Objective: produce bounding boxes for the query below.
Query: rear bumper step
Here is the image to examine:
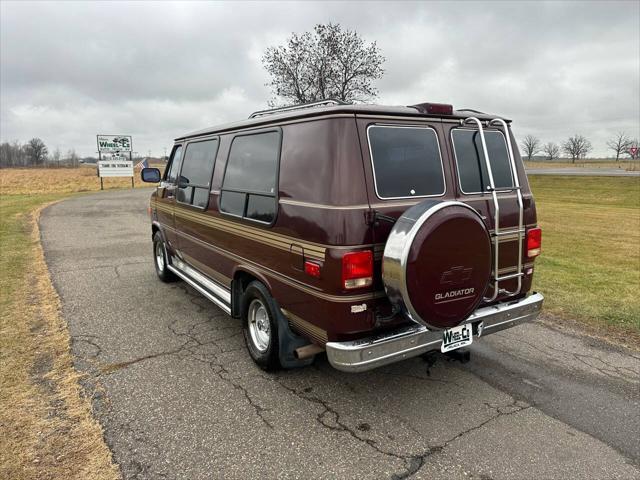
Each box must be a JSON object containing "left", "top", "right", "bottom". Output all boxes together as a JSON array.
[{"left": 325, "top": 292, "right": 544, "bottom": 373}]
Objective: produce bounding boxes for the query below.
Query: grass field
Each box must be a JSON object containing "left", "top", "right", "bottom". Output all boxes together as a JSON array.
[{"left": 529, "top": 175, "right": 640, "bottom": 342}]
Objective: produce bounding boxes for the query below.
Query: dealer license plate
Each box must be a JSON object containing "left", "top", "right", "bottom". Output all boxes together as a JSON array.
[{"left": 441, "top": 323, "right": 473, "bottom": 353}]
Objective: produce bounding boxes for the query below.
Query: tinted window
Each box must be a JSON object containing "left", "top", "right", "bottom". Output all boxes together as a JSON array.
[
  {"left": 224, "top": 132, "right": 279, "bottom": 194},
  {"left": 180, "top": 139, "right": 218, "bottom": 186},
  {"left": 220, "top": 131, "right": 280, "bottom": 224},
  {"left": 176, "top": 186, "right": 193, "bottom": 203},
  {"left": 368, "top": 126, "right": 444, "bottom": 198},
  {"left": 246, "top": 194, "right": 275, "bottom": 223},
  {"left": 192, "top": 189, "right": 210, "bottom": 209},
  {"left": 177, "top": 139, "right": 218, "bottom": 208},
  {"left": 452, "top": 129, "right": 513, "bottom": 193},
  {"left": 219, "top": 191, "right": 245, "bottom": 216},
  {"left": 166, "top": 145, "right": 183, "bottom": 183}
]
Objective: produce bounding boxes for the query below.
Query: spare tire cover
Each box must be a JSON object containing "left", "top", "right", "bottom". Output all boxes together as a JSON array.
[{"left": 383, "top": 200, "right": 491, "bottom": 330}]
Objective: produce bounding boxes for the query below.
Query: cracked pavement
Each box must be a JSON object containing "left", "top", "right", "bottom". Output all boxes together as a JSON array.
[{"left": 40, "top": 189, "right": 640, "bottom": 479}]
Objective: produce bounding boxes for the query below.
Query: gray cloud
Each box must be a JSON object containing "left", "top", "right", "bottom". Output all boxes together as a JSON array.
[{"left": 1, "top": 0, "right": 638, "bottom": 157}]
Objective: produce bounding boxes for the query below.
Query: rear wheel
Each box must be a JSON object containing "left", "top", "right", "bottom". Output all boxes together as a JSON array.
[
  {"left": 241, "top": 281, "right": 280, "bottom": 371},
  {"left": 152, "top": 231, "right": 177, "bottom": 283}
]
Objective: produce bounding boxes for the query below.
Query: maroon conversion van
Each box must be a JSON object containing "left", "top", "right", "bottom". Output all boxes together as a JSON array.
[{"left": 141, "top": 99, "right": 544, "bottom": 372}]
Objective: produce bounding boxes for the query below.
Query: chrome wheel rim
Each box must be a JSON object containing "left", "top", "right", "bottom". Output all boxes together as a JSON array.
[
  {"left": 248, "top": 299, "right": 270, "bottom": 353},
  {"left": 155, "top": 241, "right": 165, "bottom": 272}
]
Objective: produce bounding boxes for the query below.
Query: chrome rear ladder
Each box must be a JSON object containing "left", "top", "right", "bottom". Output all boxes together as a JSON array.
[{"left": 462, "top": 117, "right": 525, "bottom": 302}]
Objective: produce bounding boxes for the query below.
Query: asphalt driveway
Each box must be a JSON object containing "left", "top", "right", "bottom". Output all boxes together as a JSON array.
[{"left": 40, "top": 189, "right": 640, "bottom": 479}]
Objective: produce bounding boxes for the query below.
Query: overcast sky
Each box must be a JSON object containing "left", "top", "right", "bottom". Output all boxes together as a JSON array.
[{"left": 1, "top": 1, "right": 638, "bottom": 158}]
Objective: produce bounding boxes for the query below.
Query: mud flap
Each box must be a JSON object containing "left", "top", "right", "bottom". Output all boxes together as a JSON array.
[{"left": 275, "top": 303, "right": 315, "bottom": 369}]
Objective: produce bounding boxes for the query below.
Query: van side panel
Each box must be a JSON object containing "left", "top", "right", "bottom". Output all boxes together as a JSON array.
[{"left": 173, "top": 117, "right": 377, "bottom": 342}]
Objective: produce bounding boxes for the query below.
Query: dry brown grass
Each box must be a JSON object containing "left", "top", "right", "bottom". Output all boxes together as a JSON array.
[
  {"left": 0, "top": 165, "right": 154, "bottom": 195},
  {"left": 0, "top": 202, "right": 119, "bottom": 480}
]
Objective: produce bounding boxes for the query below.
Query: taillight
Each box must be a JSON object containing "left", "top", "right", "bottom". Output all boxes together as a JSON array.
[
  {"left": 304, "top": 260, "right": 321, "bottom": 278},
  {"left": 342, "top": 251, "right": 373, "bottom": 289},
  {"left": 527, "top": 227, "right": 542, "bottom": 258}
]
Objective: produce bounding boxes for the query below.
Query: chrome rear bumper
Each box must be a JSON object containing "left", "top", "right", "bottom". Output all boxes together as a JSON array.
[{"left": 325, "top": 292, "right": 544, "bottom": 373}]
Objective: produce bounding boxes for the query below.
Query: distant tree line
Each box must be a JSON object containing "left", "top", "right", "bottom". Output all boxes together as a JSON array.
[
  {"left": 520, "top": 132, "right": 639, "bottom": 162},
  {"left": 0, "top": 138, "right": 80, "bottom": 168}
]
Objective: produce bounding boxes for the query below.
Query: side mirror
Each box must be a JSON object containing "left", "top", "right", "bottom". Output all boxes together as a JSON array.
[{"left": 141, "top": 167, "right": 161, "bottom": 183}]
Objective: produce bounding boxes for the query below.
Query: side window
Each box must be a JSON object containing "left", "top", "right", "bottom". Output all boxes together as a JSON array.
[
  {"left": 177, "top": 138, "right": 219, "bottom": 208},
  {"left": 452, "top": 129, "right": 514, "bottom": 194},
  {"left": 219, "top": 131, "right": 280, "bottom": 224},
  {"left": 165, "top": 145, "right": 183, "bottom": 183}
]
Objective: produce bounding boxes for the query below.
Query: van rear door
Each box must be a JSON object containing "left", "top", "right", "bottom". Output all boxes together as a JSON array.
[
  {"left": 355, "top": 116, "right": 452, "bottom": 234},
  {"left": 442, "top": 120, "right": 537, "bottom": 302}
]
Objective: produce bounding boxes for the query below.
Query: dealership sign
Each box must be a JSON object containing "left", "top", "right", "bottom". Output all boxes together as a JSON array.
[
  {"left": 97, "top": 135, "right": 132, "bottom": 153},
  {"left": 98, "top": 160, "right": 134, "bottom": 178}
]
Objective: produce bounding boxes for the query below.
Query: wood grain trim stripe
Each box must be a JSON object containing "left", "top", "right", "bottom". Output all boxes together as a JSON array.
[
  {"left": 169, "top": 226, "right": 386, "bottom": 303},
  {"left": 153, "top": 201, "right": 326, "bottom": 259}
]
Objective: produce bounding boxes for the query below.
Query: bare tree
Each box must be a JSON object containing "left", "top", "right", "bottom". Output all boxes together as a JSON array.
[
  {"left": 626, "top": 139, "right": 639, "bottom": 160},
  {"left": 562, "top": 134, "right": 592, "bottom": 162},
  {"left": 520, "top": 135, "right": 541, "bottom": 161},
  {"left": 262, "top": 23, "right": 385, "bottom": 105},
  {"left": 25, "top": 138, "right": 48, "bottom": 166},
  {"left": 542, "top": 142, "right": 560, "bottom": 161},
  {"left": 66, "top": 149, "right": 80, "bottom": 168},
  {"left": 51, "top": 147, "right": 61, "bottom": 168},
  {"left": 0, "top": 141, "right": 24, "bottom": 167},
  {"left": 606, "top": 132, "right": 631, "bottom": 161}
]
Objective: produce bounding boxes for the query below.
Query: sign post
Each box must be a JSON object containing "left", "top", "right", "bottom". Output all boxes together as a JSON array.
[
  {"left": 629, "top": 146, "right": 638, "bottom": 160},
  {"left": 96, "top": 135, "right": 134, "bottom": 189}
]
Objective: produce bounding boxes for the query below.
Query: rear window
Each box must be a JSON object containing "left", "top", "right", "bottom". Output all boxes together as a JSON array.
[
  {"left": 452, "top": 129, "right": 514, "bottom": 194},
  {"left": 368, "top": 126, "right": 445, "bottom": 199}
]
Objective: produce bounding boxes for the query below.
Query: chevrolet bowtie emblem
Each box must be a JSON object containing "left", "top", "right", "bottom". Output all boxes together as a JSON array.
[{"left": 440, "top": 266, "right": 473, "bottom": 286}]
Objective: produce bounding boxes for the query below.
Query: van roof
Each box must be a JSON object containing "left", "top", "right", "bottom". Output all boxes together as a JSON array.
[{"left": 176, "top": 103, "right": 510, "bottom": 141}]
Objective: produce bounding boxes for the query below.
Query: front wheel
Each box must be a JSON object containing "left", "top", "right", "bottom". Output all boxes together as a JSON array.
[
  {"left": 241, "top": 281, "right": 280, "bottom": 371},
  {"left": 152, "top": 231, "right": 176, "bottom": 283}
]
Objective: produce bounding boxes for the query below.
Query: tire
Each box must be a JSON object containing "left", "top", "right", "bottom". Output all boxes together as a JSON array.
[
  {"left": 382, "top": 200, "right": 491, "bottom": 330},
  {"left": 152, "top": 231, "right": 177, "bottom": 283},
  {"left": 241, "top": 281, "right": 280, "bottom": 371}
]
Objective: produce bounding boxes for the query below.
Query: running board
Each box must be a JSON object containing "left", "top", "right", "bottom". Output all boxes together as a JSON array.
[{"left": 167, "top": 257, "right": 232, "bottom": 315}]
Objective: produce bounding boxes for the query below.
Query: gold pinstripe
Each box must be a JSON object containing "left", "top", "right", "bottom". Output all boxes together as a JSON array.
[
  {"left": 168, "top": 225, "right": 386, "bottom": 303},
  {"left": 153, "top": 201, "right": 326, "bottom": 260}
]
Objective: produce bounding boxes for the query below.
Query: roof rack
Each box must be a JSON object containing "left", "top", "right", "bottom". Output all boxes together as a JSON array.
[
  {"left": 248, "top": 99, "right": 349, "bottom": 119},
  {"left": 457, "top": 108, "right": 487, "bottom": 114}
]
